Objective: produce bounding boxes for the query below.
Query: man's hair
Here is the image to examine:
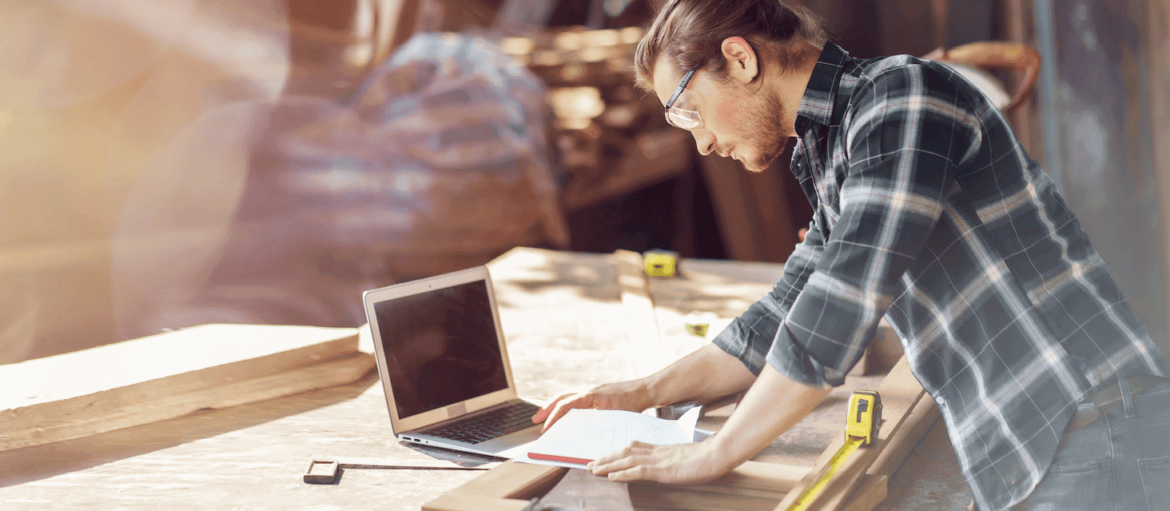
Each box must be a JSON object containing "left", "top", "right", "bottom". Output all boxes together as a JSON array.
[{"left": 634, "top": 0, "right": 827, "bottom": 91}]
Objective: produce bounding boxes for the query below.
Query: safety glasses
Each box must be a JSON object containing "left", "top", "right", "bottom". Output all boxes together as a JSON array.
[{"left": 664, "top": 70, "right": 703, "bottom": 130}]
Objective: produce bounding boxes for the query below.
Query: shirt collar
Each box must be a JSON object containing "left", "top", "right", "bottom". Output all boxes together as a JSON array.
[{"left": 794, "top": 41, "right": 850, "bottom": 137}]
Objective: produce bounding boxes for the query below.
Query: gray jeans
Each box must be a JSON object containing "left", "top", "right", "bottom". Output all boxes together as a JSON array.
[{"left": 1011, "top": 376, "right": 1170, "bottom": 510}]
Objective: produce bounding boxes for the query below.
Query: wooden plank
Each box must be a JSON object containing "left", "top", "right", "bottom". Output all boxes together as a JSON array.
[
  {"left": 0, "top": 324, "right": 363, "bottom": 451},
  {"left": 630, "top": 485, "right": 783, "bottom": 511},
  {"left": 425, "top": 459, "right": 810, "bottom": 511},
  {"left": 827, "top": 390, "right": 941, "bottom": 511},
  {"left": 614, "top": 249, "right": 668, "bottom": 378},
  {"left": 722, "top": 460, "right": 810, "bottom": 494},
  {"left": 837, "top": 398, "right": 937, "bottom": 511},
  {"left": 839, "top": 474, "right": 888, "bottom": 511},
  {"left": 422, "top": 494, "right": 536, "bottom": 511},
  {"left": 866, "top": 394, "right": 940, "bottom": 478},
  {"left": 630, "top": 462, "right": 803, "bottom": 510},
  {"left": 773, "top": 357, "right": 926, "bottom": 511},
  {"left": 422, "top": 461, "right": 565, "bottom": 511}
]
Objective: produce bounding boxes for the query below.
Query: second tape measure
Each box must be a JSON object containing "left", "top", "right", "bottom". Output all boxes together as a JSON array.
[
  {"left": 786, "top": 390, "right": 882, "bottom": 511},
  {"left": 644, "top": 250, "right": 679, "bottom": 278}
]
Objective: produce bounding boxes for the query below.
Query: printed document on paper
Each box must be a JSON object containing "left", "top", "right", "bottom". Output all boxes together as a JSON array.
[{"left": 517, "top": 407, "right": 704, "bottom": 469}]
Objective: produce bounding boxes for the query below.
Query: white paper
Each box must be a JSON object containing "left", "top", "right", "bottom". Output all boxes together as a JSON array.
[{"left": 516, "top": 407, "right": 703, "bottom": 469}]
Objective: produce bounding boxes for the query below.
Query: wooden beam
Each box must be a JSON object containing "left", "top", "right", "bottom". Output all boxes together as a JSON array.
[
  {"left": 866, "top": 394, "right": 940, "bottom": 478},
  {"left": 422, "top": 461, "right": 566, "bottom": 511},
  {"left": 840, "top": 474, "right": 888, "bottom": 511},
  {"left": 424, "top": 459, "right": 811, "bottom": 511},
  {"left": 838, "top": 394, "right": 940, "bottom": 511},
  {"left": 773, "top": 357, "right": 926, "bottom": 511},
  {"left": 421, "top": 494, "right": 536, "bottom": 511},
  {"left": 0, "top": 324, "right": 368, "bottom": 451},
  {"left": 614, "top": 249, "right": 668, "bottom": 378}
]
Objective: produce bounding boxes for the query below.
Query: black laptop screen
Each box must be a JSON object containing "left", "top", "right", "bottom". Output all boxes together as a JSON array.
[{"left": 373, "top": 280, "right": 509, "bottom": 420}]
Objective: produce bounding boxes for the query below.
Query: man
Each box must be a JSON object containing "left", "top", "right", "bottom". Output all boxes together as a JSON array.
[{"left": 530, "top": 1, "right": 1170, "bottom": 509}]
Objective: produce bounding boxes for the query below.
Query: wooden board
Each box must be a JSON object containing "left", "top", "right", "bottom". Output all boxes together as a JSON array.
[
  {"left": 773, "top": 357, "right": 926, "bottom": 511},
  {"left": 422, "top": 462, "right": 566, "bottom": 511},
  {"left": 866, "top": 394, "right": 940, "bottom": 479},
  {"left": 629, "top": 461, "right": 810, "bottom": 511},
  {"left": 614, "top": 249, "right": 668, "bottom": 379},
  {"left": 424, "top": 459, "right": 809, "bottom": 511},
  {"left": 840, "top": 475, "right": 888, "bottom": 511},
  {"left": 838, "top": 393, "right": 940, "bottom": 511},
  {"left": 0, "top": 324, "right": 370, "bottom": 451}
]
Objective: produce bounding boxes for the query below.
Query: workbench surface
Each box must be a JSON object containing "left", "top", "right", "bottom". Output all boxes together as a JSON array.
[{"left": 0, "top": 248, "right": 970, "bottom": 510}]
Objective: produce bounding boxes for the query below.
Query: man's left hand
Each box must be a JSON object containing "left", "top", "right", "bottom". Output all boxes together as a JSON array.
[{"left": 586, "top": 440, "right": 732, "bottom": 484}]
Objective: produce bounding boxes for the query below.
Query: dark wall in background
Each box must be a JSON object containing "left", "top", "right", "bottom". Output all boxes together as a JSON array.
[{"left": 1036, "top": 0, "right": 1168, "bottom": 351}]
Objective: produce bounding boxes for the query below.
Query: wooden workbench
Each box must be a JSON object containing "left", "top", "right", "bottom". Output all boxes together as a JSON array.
[{"left": 0, "top": 248, "right": 970, "bottom": 510}]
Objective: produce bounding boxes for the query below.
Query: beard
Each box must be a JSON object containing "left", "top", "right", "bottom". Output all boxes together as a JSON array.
[{"left": 737, "top": 92, "right": 789, "bottom": 173}]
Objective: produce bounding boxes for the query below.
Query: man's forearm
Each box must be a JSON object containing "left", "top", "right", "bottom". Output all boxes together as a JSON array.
[
  {"left": 587, "top": 357, "right": 833, "bottom": 484},
  {"left": 707, "top": 363, "right": 831, "bottom": 466},
  {"left": 640, "top": 343, "right": 758, "bottom": 409}
]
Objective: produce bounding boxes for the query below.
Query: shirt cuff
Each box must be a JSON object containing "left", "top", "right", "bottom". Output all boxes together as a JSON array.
[
  {"left": 764, "top": 323, "right": 843, "bottom": 388},
  {"left": 713, "top": 316, "right": 769, "bottom": 376}
]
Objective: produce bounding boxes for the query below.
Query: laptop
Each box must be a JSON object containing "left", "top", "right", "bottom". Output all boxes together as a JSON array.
[{"left": 363, "top": 266, "right": 542, "bottom": 458}]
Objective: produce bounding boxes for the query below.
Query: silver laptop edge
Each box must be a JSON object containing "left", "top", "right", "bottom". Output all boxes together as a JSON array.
[{"left": 362, "top": 266, "right": 540, "bottom": 458}]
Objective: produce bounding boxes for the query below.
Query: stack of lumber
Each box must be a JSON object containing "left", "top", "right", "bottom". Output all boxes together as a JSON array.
[{"left": 0, "top": 324, "right": 373, "bottom": 451}]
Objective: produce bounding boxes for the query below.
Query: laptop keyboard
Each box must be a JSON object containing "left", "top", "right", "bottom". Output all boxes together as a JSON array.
[{"left": 421, "top": 401, "right": 541, "bottom": 445}]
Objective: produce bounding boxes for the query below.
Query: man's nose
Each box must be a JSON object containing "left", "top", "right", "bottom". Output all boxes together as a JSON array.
[{"left": 693, "top": 129, "right": 715, "bottom": 156}]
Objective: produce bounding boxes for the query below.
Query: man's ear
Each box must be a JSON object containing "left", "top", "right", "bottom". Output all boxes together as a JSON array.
[{"left": 721, "top": 36, "right": 758, "bottom": 84}]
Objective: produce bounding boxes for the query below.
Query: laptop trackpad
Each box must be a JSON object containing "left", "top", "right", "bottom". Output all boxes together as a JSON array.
[{"left": 479, "top": 426, "right": 541, "bottom": 458}]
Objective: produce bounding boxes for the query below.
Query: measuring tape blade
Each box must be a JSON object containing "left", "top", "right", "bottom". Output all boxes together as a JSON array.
[
  {"left": 785, "top": 436, "right": 865, "bottom": 511},
  {"left": 785, "top": 390, "right": 881, "bottom": 511}
]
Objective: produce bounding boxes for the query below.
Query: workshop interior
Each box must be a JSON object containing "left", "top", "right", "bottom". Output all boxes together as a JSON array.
[
  {"left": 2, "top": 0, "right": 1170, "bottom": 509},
  {"left": 3, "top": 0, "right": 1169, "bottom": 364}
]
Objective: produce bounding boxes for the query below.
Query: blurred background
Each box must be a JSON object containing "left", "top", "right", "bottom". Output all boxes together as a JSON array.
[{"left": 2, "top": 0, "right": 1168, "bottom": 363}]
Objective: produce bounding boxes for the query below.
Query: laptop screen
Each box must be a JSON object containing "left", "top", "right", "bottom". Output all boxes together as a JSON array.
[{"left": 373, "top": 279, "right": 509, "bottom": 420}]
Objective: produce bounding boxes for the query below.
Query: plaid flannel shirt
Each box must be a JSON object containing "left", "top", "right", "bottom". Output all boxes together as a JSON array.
[{"left": 712, "top": 42, "right": 1169, "bottom": 510}]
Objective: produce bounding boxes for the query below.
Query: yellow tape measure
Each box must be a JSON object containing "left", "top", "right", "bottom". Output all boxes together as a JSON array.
[
  {"left": 644, "top": 250, "right": 678, "bottom": 278},
  {"left": 786, "top": 390, "right": 882, "bottom": 511}
]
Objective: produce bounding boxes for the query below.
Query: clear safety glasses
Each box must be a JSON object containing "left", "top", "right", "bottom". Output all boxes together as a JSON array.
[{"left": 664, "top": 69, "right": 703, "bottom": 130}]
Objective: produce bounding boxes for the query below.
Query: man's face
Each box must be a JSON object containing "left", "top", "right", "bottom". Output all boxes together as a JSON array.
[{"left": 652, "top": 54, "right": 789, "bottom": 173}]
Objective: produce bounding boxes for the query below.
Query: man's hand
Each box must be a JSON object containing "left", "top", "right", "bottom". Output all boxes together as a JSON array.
[
  {"left": 531, "top": 380, "right": 652, "bottom": 433},
  {"left": 584, "top": 364, "right": 831, "bottom": 487},
  {"left": 531, "top": 343, "right": 759, "bottom": 433},
  {"left": 587, "top": 440, "right": 732, "bottom": 484}
]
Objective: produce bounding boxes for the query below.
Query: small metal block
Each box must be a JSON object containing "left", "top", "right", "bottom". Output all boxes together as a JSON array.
[{"left": 303, "top": 460, "right": 340, "bottom": 484}]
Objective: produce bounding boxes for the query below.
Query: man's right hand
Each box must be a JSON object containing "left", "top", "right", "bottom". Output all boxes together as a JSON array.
[{"left": 531, "top": 379, "right": 654, "bottom": 433}]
